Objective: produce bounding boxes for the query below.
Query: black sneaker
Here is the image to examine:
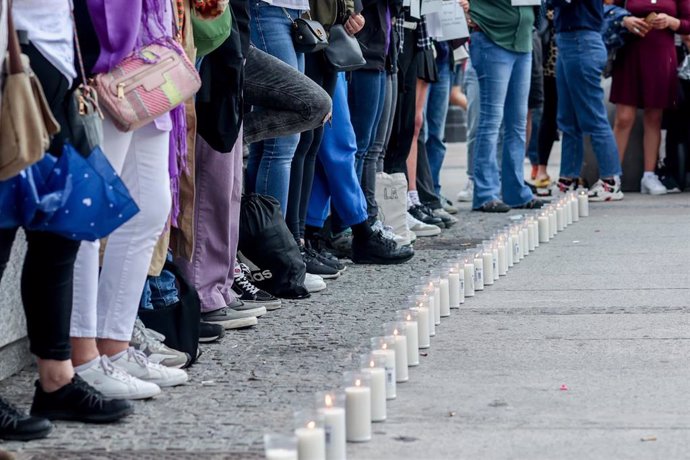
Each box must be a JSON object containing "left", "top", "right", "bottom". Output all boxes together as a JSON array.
[
  {"left": 301, "top": 246, "right": 341, "bottom": 279},
  {"left": 31, "top": 375, "right": 133, "bottom": 424},
  {"left": 305, "top": 239, "right": 346, "bottom": 272},
  {"left": 408, "top": 205, "right": 444, "bottom": 227},
  {"left": 352, "top": 231, "right": 415, "bottom": 265},
  {"left": 326, "top": 230, "right": 353, "bottom": 260},
  {"left": 473, "top": 200, "right": 511, "bottom": 213},
  {"left": 0, "top": 397, "right": 52, "bottom": 441},
  {"left": 233, "top": 264, "right": 283, "bottom": 310},
  {"left": 513, "top": 198, "right": 546, "bottom": 209},
  {"left": 199, "top": 321, "right": 225, "bottom": 343}
]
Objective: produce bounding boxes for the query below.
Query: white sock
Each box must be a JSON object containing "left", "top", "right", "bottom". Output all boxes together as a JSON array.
[
  {"left": 643, "top": 171, "right": 656, "bottom": 179},
  {"left": 109, "top": 349, "right": 128, "bottom": 362},
  {"left": 408, "top": 190, "right": 421, "bottom": 207},
  {"left": 74, "top": 356, "right": 100, "bottom": 373}
]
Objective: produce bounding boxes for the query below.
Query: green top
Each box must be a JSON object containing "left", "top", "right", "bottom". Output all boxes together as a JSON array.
[{"left": 470, "top": 0, "right": 534, "bottom": 53}]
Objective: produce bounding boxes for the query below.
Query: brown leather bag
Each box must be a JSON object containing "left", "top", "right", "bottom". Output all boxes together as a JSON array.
[{"left": 0, "top": 5, "right": 60, "bottom": 181}]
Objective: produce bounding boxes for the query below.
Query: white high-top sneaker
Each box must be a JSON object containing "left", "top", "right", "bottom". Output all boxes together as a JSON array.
[
  {"left": 640, "top": 173, "right": 668, "bottom": 196},
  {"left": 77, "top": 355, "right": 161, "bottom": 400},
  {"left": 111, "top": 347, "right": 188, "bottom": 388}
]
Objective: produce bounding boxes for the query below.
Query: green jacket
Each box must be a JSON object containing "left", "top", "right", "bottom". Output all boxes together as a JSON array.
[
  {"left": 470, "top": 0, "right": 534, "bottom": 53},
  {"left": 309, "top": 0, "right": 355, "bottom": 28}
]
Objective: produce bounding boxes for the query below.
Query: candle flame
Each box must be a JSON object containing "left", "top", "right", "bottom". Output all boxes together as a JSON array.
[
  {"left": 369, "top": 360, "right": 375, "bottom": 368},
  {"left": 406, "top": 314, "right": 411, "bottom": 321},
  {"left": 307, "top": 421, "right": 316, "bottom": 429},
  {"left": 325, "top": 394, "right": 333, "bottom": 407},
  {"left": 355, "top": 379, "right": 361, "bottom": 387},
  {"left": 393, "top": 328, "right": 399, "bottom": 336},
  {"left": 382, "top": 343, "right": 388, "bottom": 350}
]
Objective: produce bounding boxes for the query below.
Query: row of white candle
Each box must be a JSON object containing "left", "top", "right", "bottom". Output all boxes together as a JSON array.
[{"left": 265, "top": 190, "right": 590, "bottom": 460}]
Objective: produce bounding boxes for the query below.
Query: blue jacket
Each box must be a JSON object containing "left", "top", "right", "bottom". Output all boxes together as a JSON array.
[{"left": 549, "top": 0, "right": 604, "bottom": 33}]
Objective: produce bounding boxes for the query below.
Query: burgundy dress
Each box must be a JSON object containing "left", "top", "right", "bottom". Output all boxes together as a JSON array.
[{"left": 610, "top": 0, "right": 690, "bottom": 109}]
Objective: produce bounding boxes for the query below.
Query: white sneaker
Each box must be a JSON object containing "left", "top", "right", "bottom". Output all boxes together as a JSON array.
[
  {"left": 304, "top": 273, "right": 326, "bottom": 293},
  {"left": 456, "top": 180, "right": 474, "bottom": 202},
  {"left": 77, "top": 355, "right": 161, "bottom": 400},
  {"left": 588, "top": 178, "right": 624, "bottom": 202},
  {"left": 111, "top": 348, "right": 188, "bottom": 388},
  {"left": 640, "top": 173, "right": 668, "bottom": 196},
  {"left": 406, "top": 212, "right": 441, "bottom": 237},
  {"left": 131, "top": 319, "right": 190, "bottom": 369}
]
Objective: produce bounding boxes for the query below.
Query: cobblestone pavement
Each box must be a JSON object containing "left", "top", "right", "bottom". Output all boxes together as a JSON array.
[{"left": 0, "top": 180, "right": 518, "bottom": 458}]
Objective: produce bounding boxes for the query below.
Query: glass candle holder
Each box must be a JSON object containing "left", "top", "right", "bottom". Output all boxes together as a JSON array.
[
  {"left": 446, "top": 261, "right": 462, "bottom": 308},
  {"left": 343, "top": 371, "right": 371, "bottom": 443},
  {"left": 370, "top": 336, "right": 397, "bottom": 399},
  {"left": 294, "top": 410, "right": 326, "bottom": 460},
  {"left": 314, "top": 391, "right": 346, "bottom": 460},
  {"left": 396, "top": 309, "right": 421, "bottom": 363},
  {"left": 462, "top": 254, "right": 475, "bottom": 297},
  {"left": 383, "top": 321, "right": 409, "bottom": 382},
  {"left": 265, "top": 433, "right": 298, "bottom": 460},
  {"left": 359, "top": 354, "right": 387, "bottom": 422}
]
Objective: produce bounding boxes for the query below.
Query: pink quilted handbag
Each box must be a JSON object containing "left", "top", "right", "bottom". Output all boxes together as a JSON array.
[{"left": 94, "top": 40, "right": 201, "bottom": 132}]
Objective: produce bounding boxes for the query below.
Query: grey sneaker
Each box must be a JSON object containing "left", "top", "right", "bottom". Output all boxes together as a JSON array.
[
  {"left": 201, "top": 303, "right": 261, "bottom": 330},
  {"left": 131, "top": 319, "right": 190, "bottom": 369},
  {"left": 228, "top": 298, "right": 267, "bottom": 317},
  {"left": 440, "top": 195, "right": 459, "bottom": 214}
]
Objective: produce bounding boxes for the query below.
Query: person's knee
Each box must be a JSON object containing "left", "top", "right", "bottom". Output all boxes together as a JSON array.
[
  {"left": 614, "top": 107, "right": 636, "bottom": 131},
  {"left": 413, "top": 112, "right": 424, "bottom": 136},
  {"left": 643, "top": 109, "right": 663, "bottom": 127}
]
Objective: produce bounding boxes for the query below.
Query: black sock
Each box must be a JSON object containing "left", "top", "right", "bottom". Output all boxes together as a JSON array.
[{"left": 351, "top": 221, "right": 374, "bottom": 240}]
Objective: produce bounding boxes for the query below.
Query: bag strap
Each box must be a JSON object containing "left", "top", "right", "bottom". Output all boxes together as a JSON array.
[
  {"left": 69, "top": 10, "right": 89, "bottom": 88},
  {"left": 6, "top": 1, "right": 23, "bottom": 75},
  {"left": 282, "top": 6, "right": 311, "bottom": 23}
]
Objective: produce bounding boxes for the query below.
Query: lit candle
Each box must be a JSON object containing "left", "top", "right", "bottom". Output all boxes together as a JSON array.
[
  {"left": 294, "top": 411, "right": 326, "bottom": 460},
  {"left": 549, "top": 208, "right": 557, "bottom": 237},
  {"left": 497, "top": 238, "right": 507, "bottom": 276},
  {"left": 438, "top": 274, "right": 450, "bottom": 317},
  {"left": 570, "top": 192, "right": 579, "bottom": 222},
  {"left": 264, "top": 434, "right": 298, "bottom": 460},
  {"left": 511, "top": 230, "right": 521, "bottom": 264},
  {"left": 370, "top": 337, "right": 397, "bottom": 400},
  {"left": 431, "top": 278, "right": 441, "bottom": 325},
  {"left": 578, "top": 190, "right": 589, "bottom": 217},
  {"left": 463, "top": 257, "right": 475, "bottom": 297},
  {"left": 383, "top": 322, "right": 409, "bottom": 382},
  {"left": 416, "top": 291, "right": 435, "bottom": 337},
  {"left": 359, "top": 356, "right": 386, "bottom": 423},
  {"left": 473, "top": 252, "right": 484, "bottom": 291},
  {"left": 531, "top": 219, "right": 540, "bottom": 249},
  {"left": 447, "top": 265, "right": 460, "bottom": 309},
  {"left": 506, "top": 231, "right": 514, "bottom": 268},
  {"left": 482, "top": 246, "right": 494, "bottom": 286},
  {"left": 556, "top": 204, "right": 565, "bottom": 232},
  {"left": 410, "top": 299, "right": 430, "bottom": 349},
  {"left": 565, "top": 198, "right": 573, "bottom": 225},
  {"left": 527, "top": 220, "right": 536, "bottom": 252},
  {"left": 538, "top": 213, "right": 549, "bottom": 243},
  {"left": 519, "top": 226, "right": 528, "bottom": 259},
  {"left": 397, "top": 309, "right": 420, "bottom": 365},
  {"left": 315, "top": 392, "right": 346, "bottom": 460},
  {"left": 343, "top": 372, "right": 371, "bottom": 443}
]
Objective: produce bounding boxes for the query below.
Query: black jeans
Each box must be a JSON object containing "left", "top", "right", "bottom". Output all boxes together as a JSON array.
[
  {"left": 538, "top": 75, "right": 559, "bottom": 166},
  {"left": 0, "top": 43, "right": 81, "bottom": 361},
  {"left": 286, "top": 52, "right": 338, "bottom": 241},
  {"left": 384, "top": 29, "right": 418, "bottom": 175},
  {"left": 416, "top": 138, "right": 443, "bottom": 209}
]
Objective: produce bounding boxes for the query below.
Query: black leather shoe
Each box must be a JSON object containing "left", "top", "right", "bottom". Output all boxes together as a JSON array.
[
  {"left": 473, "top": 200, "right": 511, "bottom": 213},
  {"left": 31, "top": 376, "right": 133, "bottom": 424},
  {"left": 513, "top": 198, "right": 546, "bottom": 209},
  {"left": 408, "top": 205, "right": 443, "bottom": 226},
  {"left": 0, "top": 397, "right": 52, "bottom": 441},
  {"left": 352, "top": 231, "right": 414, "bottom": 265}
]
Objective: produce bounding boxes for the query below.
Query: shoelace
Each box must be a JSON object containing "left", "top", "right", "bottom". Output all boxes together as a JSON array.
[
  {"left": 71, "top": 375, "right": 106, "bottom": 409},
  {"left": 100, "top": 355, "right": 137, "bottom": 384},
  {"left": 0, "top": 398, "right": 23, "bottom": 428},
  {"left": 132, "top": 320, "right": 167, "bottom": 355},
  {"left": 373, "top": 230, "right": 397, "bottom": 250},
  {"left": 234, "top": 270, "right": 260, "bottom": 295}
]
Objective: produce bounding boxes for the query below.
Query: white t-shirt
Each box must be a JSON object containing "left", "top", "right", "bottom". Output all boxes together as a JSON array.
[
  {"left": 261, "top": 0, "right": 310, "bottom": 11},
  {"left": 12, "top": 0, "right": 76, "bottom": 84}
]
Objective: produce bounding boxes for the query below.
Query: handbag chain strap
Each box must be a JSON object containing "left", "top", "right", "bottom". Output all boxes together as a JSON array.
[
  {"left": 70, "top": 9, "right": 104, "bottom": 118},
  {"left": 281, "top": 6, "right": 311, "bottom": 24}
]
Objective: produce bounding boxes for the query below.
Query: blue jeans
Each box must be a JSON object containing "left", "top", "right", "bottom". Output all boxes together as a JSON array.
[
  {"left": 307, "top": 73, "right": 368, "bottom": 228},
  {"left": 463, "top": 60, "right": 479, "bottom": 180},
  {"left": 425, "top": 58, "right": 452, "bottom": 196},
  {"left": 556, "top": 31, "right": 621, "bottom": 179},
  {"left": 469, "top": 32, "right": 534, "bottom": 208},
  {"left": 527, "top": 107, "right": 542, "bottom": 167},
  {"left": 247, "top": 3, "right": 305, "bottom": 212},
  {"left": 140, "top": 255, "right": 179, "bottom": 310},
  {"left": 349, "top": 70, "right": 386, "bottom": 180}
]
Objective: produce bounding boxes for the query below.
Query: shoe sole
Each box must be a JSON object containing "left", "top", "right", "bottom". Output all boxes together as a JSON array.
[
  {"left": 309, "top": 271, "right": 340, "bottom": 280},
  {"left": 411, "top": 226, "right": 441, "bottom": 237},
  {"left": 205, "top": 316, "right": 258, "bottom": 330},
  {"left": 199, "top": 334, "right": 224, "bottom": 343},
  {"left": 147, "top": 374, "right": 189, "bottom": 388},
  {"left": 588, "top": 192, "right": 624, "bottom": 202},
  {"left": 0, "top": 425, "right": 53, "bottom": 441},
  {"left": 640, "top": 188, "right": 667, "bottom": 196},
  {"left": 353, "top": 252, "right": 415, "bottom": 265},
  {"left": 33, "top": 405, "right": 135, "bottom": 424},
  {"left": 306, "top": 284, "right": 327, "bottom": 293},
  {"left": 241, "top": 299, "right": 283, "bottom": 310}
]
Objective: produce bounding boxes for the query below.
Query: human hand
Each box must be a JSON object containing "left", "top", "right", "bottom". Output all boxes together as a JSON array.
[
  {"left": 623, "top": 16, "right": 651, "bottom": 37},
  {"left": 345, "top": 13, "right": 365, "bottom": 36},
  {"left": 459, "top": 0, "right": 469, "bottom": 13},
  {"left": 651, "top": 13, "right": 680, "bottom": 31}
]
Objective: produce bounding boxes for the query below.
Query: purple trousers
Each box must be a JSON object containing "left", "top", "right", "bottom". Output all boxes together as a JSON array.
[{"left": 176, "top": 132, "right": 243, "bottom": 313}]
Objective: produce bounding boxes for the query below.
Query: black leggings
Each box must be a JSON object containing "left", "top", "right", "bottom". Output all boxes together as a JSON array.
[
  {"left": 286, "top": 52, "right": 338, "bottom": 241},
  {"left": 0, "top": 43, "right": 80, "bottom": 360},
  {"left": 538, "top": 75, "right": 559, "bottom": 166}
]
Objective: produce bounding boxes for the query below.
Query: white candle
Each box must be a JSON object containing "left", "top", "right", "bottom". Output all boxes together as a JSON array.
[
  {"left": 520, "top": 228, "right": 527, "bottom": 259},
  {"left": 497, "top": 241, "right": 507, "bottom": 276},
  {"left": 439, "top": 278, "right": 450, "bottom": 317},
  {"left": 360, "top": 363, "right": 386, "bottom": 423},
  {"left": 482, "top": 251, "right": 494, "bottom": 286},
  {"left": 371, "top": 347, "right": 396, "bottom": 400},
  {"left": 549, "top": 210, "right": 557, "bottom": 237},
  {"left": 316, "top": 394, "right": 346, "bottom": 460},
  {"left": 571, "top": 195, "right": 579, "bottom": 222},
  {"left": 512, "top": 233, "right": 521, "bottom": 264},
  {"left": 506, "top": 234, "right": 514, "bottom": 267},
  {"left": 565, "top": 200, "right": 573, "bottom": 225},
  {"left": 413, "top": 305, "right": 430, "bottom": 349},
  {"left": 398, "top": 310, "right": 420, "bottom": 365},
  {"left": 393, "top": 334, "right": 408, "bottom": 382},
  {"left": 492, "top": 247, "right": 499, "bottom": 280},
  {"left": 344, "top": 383, "right": 371, "bottom": 442},
  {"left": 473, "top": 255, "right": 484, "bottom": 291},
  {"left": 527, "top": 221, "right": 536, "bottom": 251},
  {"left": 532, "top": 220, "right": 540, "bottom": 248},
  {"left": 425, "top": 294, "right": 436, "bottom": 337},
  {"left": 556, "top": 205, "right": 565, "bottom": 232},
  {"left": 266, "top": 449, "right": 299, "bottom": 460},
  {"left": 433, "top": 284, "right": 441, "bottom": 325},
  {"left": 448, "top": 272, "right": 460, "bottom": 308},
  {"left": 538, "top": 215, "right": 549, "bottom": 243},
  {"left": 463, "top": 262, "right": 475, "bottom": 297},
  {"left": 578, "top": 192, "right": 589, "bottom": 217},
  {"left": 295, "top": 423, "right": 326, "bottom": 460},
  {"left": 459, "top": 270, "right": 465, "bottom": 304}
]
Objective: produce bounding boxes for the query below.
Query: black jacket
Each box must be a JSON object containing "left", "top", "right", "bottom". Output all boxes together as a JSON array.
[{"left": 356, "top": 0, "right": 402, "bottom": 72}]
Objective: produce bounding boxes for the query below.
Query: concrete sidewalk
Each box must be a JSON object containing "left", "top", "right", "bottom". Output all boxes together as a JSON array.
[{"left": 1, "top": 143, "right": 688, "bottom": 459}]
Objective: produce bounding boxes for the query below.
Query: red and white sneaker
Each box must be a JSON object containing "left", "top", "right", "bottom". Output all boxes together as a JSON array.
[{"left": 588, "top": 178, "right": 624, "bottom": 202}]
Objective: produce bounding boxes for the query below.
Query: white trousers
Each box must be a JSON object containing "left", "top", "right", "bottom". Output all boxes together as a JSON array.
[{"left": 70, "top": 118, "right": 171, "bottom": 341}]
